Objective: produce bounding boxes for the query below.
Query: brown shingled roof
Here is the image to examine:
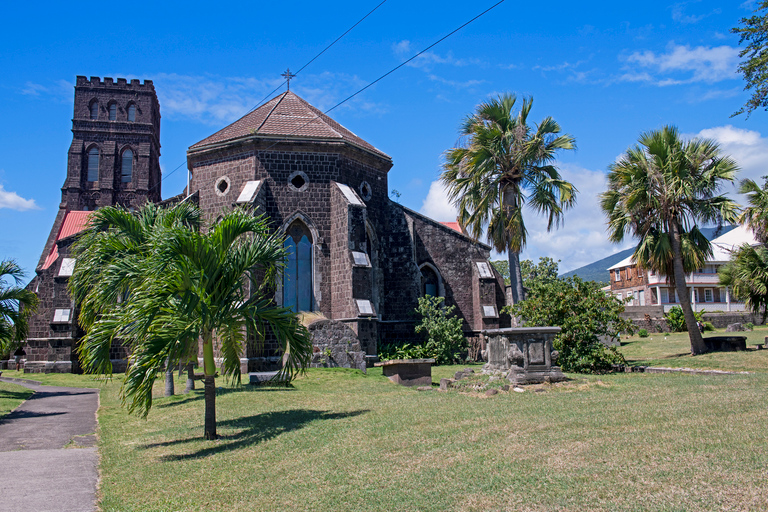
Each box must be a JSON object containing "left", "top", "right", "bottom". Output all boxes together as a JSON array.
[{"left": 189, "top": 91, "right": 390, "bottom": 160}]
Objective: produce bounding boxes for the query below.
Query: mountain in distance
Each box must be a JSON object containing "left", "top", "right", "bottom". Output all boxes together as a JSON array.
[{"left": 559, "top": 225, "right": 737, "bottom": 285}]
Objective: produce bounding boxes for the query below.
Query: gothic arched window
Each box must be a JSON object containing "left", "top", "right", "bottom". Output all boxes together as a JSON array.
[
  {"left": 108, "top": 102, "right": 117, "bottom": 121},
  {"left": 89, "top": 101, "right": 98, "bottom": 120},
  {"left": 86, "top": 147, "right": 99, "bottom": 182},
  {"left": 121, "top": 149, "right": 133, "bottom": 183},
  {"left": 420, "top": 264, "right": 440, "bottom": 297},
  {"left": 283, "top": 220, "right": 313, "bottom": 312},
  {"left": 127, "top": 104, "right": 136, "bottom": 122}
]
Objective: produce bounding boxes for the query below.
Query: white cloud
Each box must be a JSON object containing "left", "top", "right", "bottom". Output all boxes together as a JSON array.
[
  {"left": 20, "top": 80, "right": 72, "bottom": 101},
  {"left": 0, "top": 184, "right": 40, "bottom": 211},
  {"left": 520, "top": 165, "right": 632, "bottom": 273},
  {"left": 621, "top": 42, "right": 739, "bottom": 85},
  {"left": 671, "top": 2, "right": 721, "bottom": 24},
  {"left": 419, "top": 180, "right": 458, "bottom": 222},
  {"left": 693, "top": 125, "right": 768, "bottom": 186},
  {"left": 392, "top": 39, "right": 485, "bottom": 71},
  {"left": 150, "top": 72, "right": 385, "bottom": 125}
]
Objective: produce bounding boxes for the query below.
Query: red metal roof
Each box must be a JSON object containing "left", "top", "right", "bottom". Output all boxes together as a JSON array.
[
  {"left": 41, "top": 211, "right": 92, "bottom": 269},
  {"left": 441, "top": 221, "right": 463, "bottom": 234},
  {"left": 189, "top": 91, "right": 390, "bottom": 160}
]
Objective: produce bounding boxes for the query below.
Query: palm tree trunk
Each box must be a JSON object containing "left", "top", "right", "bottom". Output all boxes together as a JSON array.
[
  {"left": 670, "top": 220, "right": 707, "bottom": 355},
  {"left": 185, "top": 361, "right": 195, "bottom": 393},
  {"left": 164, "top": 356, "right": 175, "bottom": 397},
  {"left": 508, "top": 250, "right": 525, "bottom": 304},
  {"left": 202, "top": 329, "right": 217, "bottom": 440}
]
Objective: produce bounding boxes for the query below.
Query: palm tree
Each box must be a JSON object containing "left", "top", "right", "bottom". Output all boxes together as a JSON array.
[
  {"left": 0, "top": 259, "right": 38, "bottom": 355},
  {"left": 441, "top": 94, "right": 577, "bottom": 304},
  {"left": 737, "top": 176, "right": 768, "bottom": 245},
  {"left": 600, "top": 126, "right": 739, "bottom": 355},
  {"left": 71, "top": 204, "right": 312, "bottom": 439},
  {"left": 719, "top": 244, "right": 768, "bottom": 323}
]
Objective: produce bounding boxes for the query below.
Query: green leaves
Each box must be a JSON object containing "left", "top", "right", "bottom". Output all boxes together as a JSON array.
[
  {"left": 732, "top": 1, "right": 768, "bottom": 117},
  {"left": 0, "top": 259, "right": 38, "bottom": 355},
  {"left": 69, "top": 203, "right": 312, "bottom": 418},
  {"left": 719, "top": 244, "right": 768, "bottom": 322}
]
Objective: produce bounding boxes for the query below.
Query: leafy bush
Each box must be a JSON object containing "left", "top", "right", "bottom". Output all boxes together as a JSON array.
[
  {"left": 510, "top": 275, "right": 632, "bottom": 374},
  {"left": 414, "top": 295, "right": 467, "bottom": 365},
  {"left": 378, "top": 296, "right": 467, "bottom": 365},
  {"left": 638, "top": 329, "right": 649, "bottom": 338},
  {"left": 703, "top": 322, "right": 716, "bottom": 332},
  {"left": 664, "top": 306, "right": 705, "bottom": 332},
  {"left": 745, "top": 322, "right": 754, "bottom": 331}
]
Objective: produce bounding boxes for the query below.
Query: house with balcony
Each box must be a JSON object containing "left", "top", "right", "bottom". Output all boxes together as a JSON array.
[{"left": 607, "top": 225, "right": 759, "bottom": 312}]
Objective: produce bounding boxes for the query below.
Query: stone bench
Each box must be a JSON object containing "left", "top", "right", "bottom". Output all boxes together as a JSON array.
[{"left": 374, "top": 359, "right": 435, "bottom": 387}]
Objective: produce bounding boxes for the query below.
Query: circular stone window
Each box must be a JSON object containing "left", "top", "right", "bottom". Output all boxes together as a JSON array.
[
  {"left": 288, "top": 170, "right": 309, "bottom": 192},
  {"left": 359, "top": 181, "right": 372, "bottom": 201},
  {"left": 215, "top": 176, "right": 231, "bottom": 197}
]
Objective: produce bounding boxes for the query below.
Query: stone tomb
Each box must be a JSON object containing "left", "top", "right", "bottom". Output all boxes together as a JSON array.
[
  {"left": 482, "top": 327, "right": 566, "bottom": 385},
  {"left": 375, "top": 359, "right": 435, "bottom": 387}
]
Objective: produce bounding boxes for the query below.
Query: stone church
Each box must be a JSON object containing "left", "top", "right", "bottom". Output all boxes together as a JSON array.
[{"left": 23, "top": 76, "right": 510, "bottom": 373}]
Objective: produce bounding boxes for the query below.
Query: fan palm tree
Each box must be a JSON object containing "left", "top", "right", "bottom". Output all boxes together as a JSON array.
[
  {"left": 600, "top": 126, "right": 739, "bottom": 355},
  {"left": 719, "top": 244, "right": 768, "bottom": 323},
  {"left": 0, "top": 259, "right": 38, "bottom": 354},
  {"left": 71, "top": 204, "right": 312, "bottom": 439},
  {"left": 737, "top": 176, "right": 768, "bottom": 245},
  {"left": 441, "top": 94, "right": 577, "bottom": 304}
]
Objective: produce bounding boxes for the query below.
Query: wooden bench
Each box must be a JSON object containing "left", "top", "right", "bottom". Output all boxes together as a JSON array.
[{"left": 374, "top": 359, "right": 435, "bottom": 387}]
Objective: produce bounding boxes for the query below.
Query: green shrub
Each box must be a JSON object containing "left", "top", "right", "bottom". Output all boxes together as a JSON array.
[
  {"left": 510, "top": 275, "right": 632, "bottom": 374},
  {"left": 378, "top": 296, "right": 467, "bottom": 365},
  {"left": 703, "top": 321, "right": 716, "bottom": 332},
  {"left": 638, "top": 329, "right": 649, "bottom": 338},
  {"left": 414, "top": 295, "right": 467, "bottom": 365},
  {"left": 664, "top": 306, "right": 705, "bottom": 332},
  {"left": 745, "top": 322, "right": 754, "bottom": 331}
]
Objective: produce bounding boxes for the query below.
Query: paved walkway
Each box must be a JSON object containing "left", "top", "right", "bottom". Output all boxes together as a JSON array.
[{"left": 0, "top": 377, "right": 99, "bottom": 512}]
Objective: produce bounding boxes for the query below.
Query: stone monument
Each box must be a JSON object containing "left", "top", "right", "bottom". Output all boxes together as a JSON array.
[{"left": 481, "top": 327, "right": 566, "bottom": 384}]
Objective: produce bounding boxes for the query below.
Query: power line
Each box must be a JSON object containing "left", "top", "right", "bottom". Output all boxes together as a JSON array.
[
  {"left": 259, "top": 0, "right": 507, "bottom": 151},
  {"left": 151, "top": 0, "right": 389, "bottom": 194}
]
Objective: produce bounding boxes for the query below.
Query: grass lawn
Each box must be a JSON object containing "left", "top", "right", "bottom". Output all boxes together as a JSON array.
[
  {"left": 2, "top": 350, "right": 767, "bottom": 512},
  {"left": 0, "top": 379, "right": 34, "bottom": 418},
  {"left": 621, "top": 325, "right": 768, "bottom": 372}
]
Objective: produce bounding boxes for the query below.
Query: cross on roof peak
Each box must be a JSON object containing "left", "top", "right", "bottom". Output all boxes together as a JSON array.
[{"left": 281, "top": 68, "right": 296, "bottom": 91}]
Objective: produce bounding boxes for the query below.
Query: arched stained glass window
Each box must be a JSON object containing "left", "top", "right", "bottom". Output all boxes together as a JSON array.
[
  {"left": 127, "top": 104, "right": 136, "bottom": 122},
  {"left": 121, "top": 149, "right": 133, "bottom": 183},
  {"left": 87, "top": 147, "right": 99, "bottom": 182},
  {"left": 282, "top": 221, "right": 313, "bottom": 312}
]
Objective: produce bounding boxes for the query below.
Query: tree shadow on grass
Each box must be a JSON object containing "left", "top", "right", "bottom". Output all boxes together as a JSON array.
[
  {"left": 145, "top": 408, "right": 369, "bottom": 460},
  {"left": 155, "top": 384, "right": 295, "bottom": 409}
]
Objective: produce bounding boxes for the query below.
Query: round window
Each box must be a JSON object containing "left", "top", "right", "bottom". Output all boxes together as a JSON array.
[
  {"left": 288, "top": 171, "right": 309, "bottom": 192},
  {"left": 215, "top": 176, "right": 231, "bottom": 197},
  {"left": 359, "top": 181, "right": 372, "bottom": 201}
]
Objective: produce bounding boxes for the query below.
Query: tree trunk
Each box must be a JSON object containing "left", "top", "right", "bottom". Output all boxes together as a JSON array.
[
  {"left": 203, "top": 375, "right": 216, "bottom": 440},
  {"left": 202, "top": 329, "right": 217, "bottom": 440},
  {"left": 669, "top": 220, "right": 707, "bottom": 355},
  {"left": 185, "top": 361, "right": 195, "bottom": 393},
  {"left": 502, "top": 186, "right": 525, "bottom": 304},
  {"left": 164, "top": 356, "right": 175, "bottom": 397},
  {"left": 508, "top": 250, "right": 525, "bottom": 305}
]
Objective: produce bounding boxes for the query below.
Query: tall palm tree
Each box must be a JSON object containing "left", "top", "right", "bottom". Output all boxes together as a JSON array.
[
  {"left": 600, "top": 126, "right": 739, "bottom": 355},
  {"left": 737, "top": 176, "right": 768, "bottom": 245},
  {"left": 71, "top": 204, "right": 312, "bottom": 440},
  {"left": 441, "top": 94, "right": 577, "bottom": 304},
  {"left": 0, "top": 259, "right": 38, "bottom": 354}
]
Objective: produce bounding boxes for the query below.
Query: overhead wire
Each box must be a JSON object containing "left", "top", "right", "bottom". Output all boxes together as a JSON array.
[{"left": 152, "top": 0, "right": 389, "bottom": 192}]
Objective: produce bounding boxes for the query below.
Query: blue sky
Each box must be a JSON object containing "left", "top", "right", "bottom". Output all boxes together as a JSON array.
[{"left": 1, "top": 0, "right": 766, "bottom": 279}]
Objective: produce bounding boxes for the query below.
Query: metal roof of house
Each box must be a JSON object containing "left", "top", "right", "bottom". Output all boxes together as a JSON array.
[
  {"left": 189, "top": 91, "right": 390, "bottom": 160},
  {"left": 41, "top": 211, "right": 92, "bottom": 270},
  {"left": 440, "top": 221, "right": 462, "bottom": 234},
  {"left": 607, "top": 225, "right": 760, "bottom": 271}
]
